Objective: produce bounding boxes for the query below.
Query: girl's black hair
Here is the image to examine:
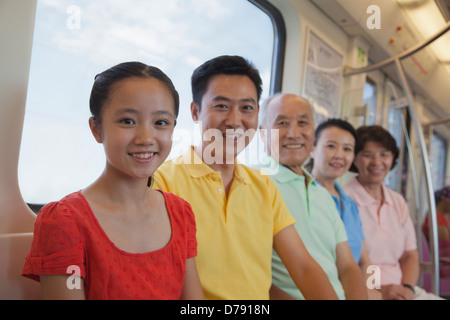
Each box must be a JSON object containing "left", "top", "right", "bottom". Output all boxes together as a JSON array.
[{"left": 89, "top": 61, "right": 179, "bottom": 124}]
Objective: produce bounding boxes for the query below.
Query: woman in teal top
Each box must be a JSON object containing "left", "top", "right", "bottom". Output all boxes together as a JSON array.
[{"left": 309, "top": 118, "right": 381, "bottom": 299}]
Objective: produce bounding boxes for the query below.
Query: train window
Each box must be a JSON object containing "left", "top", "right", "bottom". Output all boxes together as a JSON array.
[
  {"left": 19, "top": 0, "right": 278, "bottom": 205},
  {"left": 430, "top": 133, "right": 447, "bottom": 190},
  {"left": 362, "top": 79, "right": 377, "bottom": 125}
]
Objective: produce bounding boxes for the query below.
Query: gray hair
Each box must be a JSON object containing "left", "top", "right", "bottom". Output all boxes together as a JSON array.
[
  {"left": 259, "top": 93, "right": 312, "bottom": 127},
  {"left": 259, "top": 93, "right": 284, "bottom": 128}
]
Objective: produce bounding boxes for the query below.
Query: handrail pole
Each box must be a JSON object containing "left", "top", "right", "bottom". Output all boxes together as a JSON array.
[
  {"left": 342, "top": 22, "right": 450, "bottom": 296},
  {"left": 394, "top": 57, "right": 439, "bottom": 295}
]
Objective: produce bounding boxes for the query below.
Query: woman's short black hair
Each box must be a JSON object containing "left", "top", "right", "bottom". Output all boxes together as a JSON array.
[
  {"left": 307, "top": 118, "right": 357, "bottom": 172},
  {"left": 314, "top": 118, "right": 357, "bottom": 147}
]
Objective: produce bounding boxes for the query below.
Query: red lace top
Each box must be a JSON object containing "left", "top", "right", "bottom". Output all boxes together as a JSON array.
[{"left": 22, "top": 190, "right": 197, "bottom": 300}]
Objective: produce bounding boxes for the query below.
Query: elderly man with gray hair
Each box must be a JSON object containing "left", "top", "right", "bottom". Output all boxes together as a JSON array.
[{"left": 258, "top": 93, "right": 367, "bottom": 300}]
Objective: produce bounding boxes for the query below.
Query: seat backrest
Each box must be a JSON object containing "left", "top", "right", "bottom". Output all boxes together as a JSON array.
[
  {"left": 0, "top": 233, "right": 41, "bottom": 299},
  {"left": 0, "top": 0, "right": 41, "bottom": 300},
  {"left": 420, "top": 234, "right": 450, "bottom": 296}
]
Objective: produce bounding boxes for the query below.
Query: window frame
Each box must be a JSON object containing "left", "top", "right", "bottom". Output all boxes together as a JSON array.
[{"left": 248, "top": 0, "right": 286, "bottom": 94}]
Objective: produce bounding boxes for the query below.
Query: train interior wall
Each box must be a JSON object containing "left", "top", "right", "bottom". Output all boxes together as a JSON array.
[{"left": 0, "top": 0, "right": 449, "bottom": 299}]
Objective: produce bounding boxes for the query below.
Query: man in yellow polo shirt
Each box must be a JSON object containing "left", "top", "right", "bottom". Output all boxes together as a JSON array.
[{"left": 152, "top": 55, "right": 337, "bottom": 300}]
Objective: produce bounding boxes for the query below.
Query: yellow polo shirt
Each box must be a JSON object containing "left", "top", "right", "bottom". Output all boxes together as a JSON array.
[{"left": 152, "top": 147, "right": 295, "bottom": 300}]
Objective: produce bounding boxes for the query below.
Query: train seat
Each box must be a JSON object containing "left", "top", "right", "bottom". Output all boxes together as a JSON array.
[
  {"left": 421, "top": 236, "right": 450, "bottom": 298},
  {"left": 0, "top": 233, "right": 41, "bottom": 299}
]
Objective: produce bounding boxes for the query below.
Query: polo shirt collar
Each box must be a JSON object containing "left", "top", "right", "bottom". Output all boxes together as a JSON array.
[
  {"left": 181, "top": 146, "right": 214, "bottom": 178},
  {"left": 315, "top": 180, "right": 345, "bottom": 199},
  {"left": 334, "top": 181, "right": 353, "bottom": 206},
  {"left": 181, "top": 146, "right": 251, "bottom": 185},
  {"left": 234, "top": 162, "right": 252, "bottom": 185},
  {"left": 350, "top": 177, "right": 393, "bottom": 206},
  {"left": 381, "top": 183, "right": 394, "bottom": 205},
  {"left": 334, "top": 181, "right": 348, "bottom": 200},
  {"left": 264, "top": 155, "right": 315, "bottom": 186}
]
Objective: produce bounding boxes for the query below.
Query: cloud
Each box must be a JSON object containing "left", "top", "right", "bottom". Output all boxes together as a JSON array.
[
  {"left": 43, "top": 0, "right": 238, "bottom": 68},
  {"left": 22, "top": 0, "right": 276, "bottom": 203}
]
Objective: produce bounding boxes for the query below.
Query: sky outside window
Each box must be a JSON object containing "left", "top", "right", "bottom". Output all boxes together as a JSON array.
[{"left": 19, "top": 0, "right": 275, "bottom": 204}]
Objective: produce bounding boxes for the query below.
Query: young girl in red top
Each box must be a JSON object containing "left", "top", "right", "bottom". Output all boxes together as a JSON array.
[{"left": 22, "top": 62, "right": 204, "bottom": 300}]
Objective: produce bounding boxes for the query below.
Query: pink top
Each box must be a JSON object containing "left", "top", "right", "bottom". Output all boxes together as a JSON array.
[
  {"left": 343, "top": 177, "right": 416, "bottom": 285},
  {"left": 22, "top": 190, "right": 197, "bottom": 300}
]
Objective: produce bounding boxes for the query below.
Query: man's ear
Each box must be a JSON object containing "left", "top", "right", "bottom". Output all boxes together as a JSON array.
[
  {"left": 89, "top": 117, "right": 103, "bottom": 143},
  {"left": 259, "top": 125, "right": 267, "bottom": 145},
  {"left": 190, "top": 101, "right": 200, "bottom": 122}
]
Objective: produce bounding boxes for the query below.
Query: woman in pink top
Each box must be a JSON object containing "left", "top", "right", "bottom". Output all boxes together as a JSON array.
[{"left": 343, "top": 125, "right": 442, "bottom": 300}]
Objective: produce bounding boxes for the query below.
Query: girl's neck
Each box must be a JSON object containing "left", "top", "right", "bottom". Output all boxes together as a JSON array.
[{"left": 85, "top": 168, "right": 151, "bottom": 210}]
